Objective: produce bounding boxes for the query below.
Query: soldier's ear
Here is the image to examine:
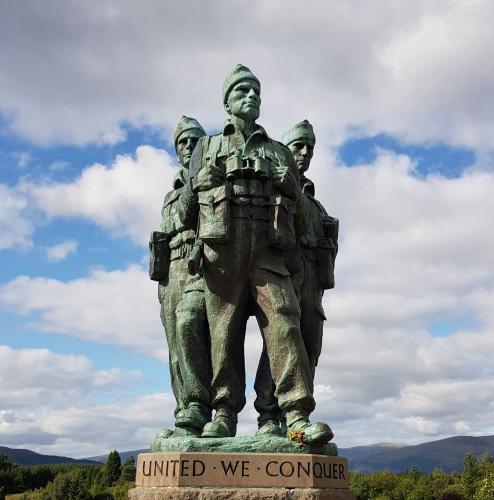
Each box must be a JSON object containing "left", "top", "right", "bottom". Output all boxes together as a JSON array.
[{"left": 224, "top": 101, "right": 231, "bottom": 115}]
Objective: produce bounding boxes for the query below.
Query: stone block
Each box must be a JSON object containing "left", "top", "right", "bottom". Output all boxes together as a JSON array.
[
  {"left": 136, "top": 452, "right": 349, "bottom": 489},
  {"left": 129, "top": 485, "right": 356, "bottom": 499}
]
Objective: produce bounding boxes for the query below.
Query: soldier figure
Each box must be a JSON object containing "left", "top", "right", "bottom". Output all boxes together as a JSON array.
[
  {"left": 179, "top": 65, "right": 333, "bottom": 443},
  {"left": 156, "top": 116, "right": 211, "bottom": 436},
  {"left": 254, "top": 120, "right": 338, "bottom": 437}
]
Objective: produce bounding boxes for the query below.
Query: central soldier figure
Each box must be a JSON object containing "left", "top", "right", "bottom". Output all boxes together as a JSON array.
[{"left": 179, "top": 64, "right": 332, "bottom": 443}]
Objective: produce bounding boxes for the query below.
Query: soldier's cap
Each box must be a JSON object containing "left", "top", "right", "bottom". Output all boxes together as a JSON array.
[
  {"left": 222, "top": 64, "right": 261, "bottom": 105},
  {"left": 173, "top": 116, "right": 206, "bottom": 151},
  {"left": 281, "top": 120, "right": 316, "bottom": 146}
]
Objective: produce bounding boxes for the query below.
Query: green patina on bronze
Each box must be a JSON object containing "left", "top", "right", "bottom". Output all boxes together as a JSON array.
[
  {"left": 152, "top": 116, "right": 211, "bottom": 437},
  {"left": 254, "top": 119, "right": 339, "bottom": 439},
  {"left": 150, "top": 66, "right": 339, "bottom": 453}
]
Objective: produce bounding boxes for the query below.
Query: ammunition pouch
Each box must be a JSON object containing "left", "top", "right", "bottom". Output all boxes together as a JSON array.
[
  {"left": 198, "top": 185, "right": 231, "bottom": 243},
  {"left": 149, "top": 231, "right": 169, "bottom": 282},
  {"left": 316, "top": 238, "right": 335, "bottom": 289},
  {"left": 188, "top": 240, "right": 204, "bottom": 276},
  {"left": 322, "top": 216, "right": 339, "bottom": 246},
  {"left": 268, "top": 194, "right": 297, "bottom": 249}
]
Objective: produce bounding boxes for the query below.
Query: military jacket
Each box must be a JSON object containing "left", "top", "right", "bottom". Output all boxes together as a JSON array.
[
  {"left": 299, "top": 176, "right": 338, "bottom": 289},
  {"left": 161, "top": 169, "right": 196, "bottom": 261},
  {"left": 178, "top": 120, "right": 308, "bottom": 249}
]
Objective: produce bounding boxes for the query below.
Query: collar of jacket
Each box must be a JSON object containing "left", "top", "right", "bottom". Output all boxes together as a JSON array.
[
  {"left": 222, "top": 119, "right": 269, "bottom": 140},
  {"left": 301, "top": 175, "right": 315, "bottom": 196},
  {"left": 172, "top": 168, "right": 187, "bottom": 189}
]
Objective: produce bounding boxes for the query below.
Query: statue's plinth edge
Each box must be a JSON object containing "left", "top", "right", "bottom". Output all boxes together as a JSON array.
[
  {"left": 150, "top": 434, "right": 338, "bottom": 456},
  {"left": 129, "top": 485, "right": 356, "bottom": 499}
]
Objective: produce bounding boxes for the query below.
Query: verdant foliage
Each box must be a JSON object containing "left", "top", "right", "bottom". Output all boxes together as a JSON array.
[
  {"left": 349, "top": 452, "right": 494, "bottom": 500},
  {"left": 119, "top": 457, "right": 136, "bottom": 483},
  {"left": 0, "top": 450, "right": 137, "bottom": 499}
]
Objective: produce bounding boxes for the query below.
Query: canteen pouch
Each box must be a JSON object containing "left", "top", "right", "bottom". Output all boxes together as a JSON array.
[
  {"left": 316, "top": 237, "right": 335, "bottom": 289},
  {"left": 322, "top": 216, "right": 339, "bottom": 248},
  {"left": 269, "top": 194, "right": 297, "bottom": 249},
  {"left": 149, "top": 231, "right": 169, "bottom": 282},
  {"left": 198, "top": 184, "right": 231, "bottom": 243}
]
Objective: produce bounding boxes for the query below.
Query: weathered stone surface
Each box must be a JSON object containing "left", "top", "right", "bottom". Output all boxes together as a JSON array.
[
  {"left": 136, "top": 452, "right": 348, "bottom": 489},
  {"left": 149, "top": 434, "right": 337, "bottom": 456},
  {"left": 129, "top": 485, "right": 355, "bottom": 499}
]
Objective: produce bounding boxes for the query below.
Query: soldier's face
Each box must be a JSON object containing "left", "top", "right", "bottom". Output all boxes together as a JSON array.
[
  {"left": 288, "top": 140, "right": 314, "bottom": 173},
  {"left": 226, "top": 80, "right": 261, "bottom": 121},
  {"left": 177, "top": 131, "right": 201, "bottom": 168}
]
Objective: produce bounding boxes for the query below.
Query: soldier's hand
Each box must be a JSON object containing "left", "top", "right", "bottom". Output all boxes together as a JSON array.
[
  {"left": 272, "top": 166, "right": 300, "bottom": 199},
  {"left": 194, "top": 164, "right": 225, "bottom": 192}
]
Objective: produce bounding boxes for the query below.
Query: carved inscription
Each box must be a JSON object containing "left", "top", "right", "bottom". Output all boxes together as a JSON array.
[{"left": 136, "top": 452, "right": 349, "bottom": 489}]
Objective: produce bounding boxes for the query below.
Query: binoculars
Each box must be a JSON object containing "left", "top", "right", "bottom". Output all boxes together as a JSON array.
[{"left": 225, "top": 151, "right": 270, "bottom": 181}]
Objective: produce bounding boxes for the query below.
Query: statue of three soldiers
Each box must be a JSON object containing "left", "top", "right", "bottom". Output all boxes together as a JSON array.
[{"left": 150, "top": 64, "right": 338, "bottom": 445}]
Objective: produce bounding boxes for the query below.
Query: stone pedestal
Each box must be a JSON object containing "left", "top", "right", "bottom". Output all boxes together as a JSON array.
[
  {"left": 129, "top": 485, "right": 355, "bottom": 499},
  {"left": 129, "top": 451, "right": 355, "bottom": 499}
]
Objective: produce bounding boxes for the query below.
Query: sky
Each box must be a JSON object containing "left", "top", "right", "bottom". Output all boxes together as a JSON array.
[{"left": 1, "top": 0, "right": 494, "bottom": 458}]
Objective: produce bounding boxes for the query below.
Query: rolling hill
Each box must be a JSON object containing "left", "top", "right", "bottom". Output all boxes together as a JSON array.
[
  {"left": 340, "top": 435, "right": 494, "bottom": 473},
  {"left": 3, "top": 435, "right": 493, "bottom": 472},
  {"left": 0, "top": 446, "right": 100, "bottom": 466}
]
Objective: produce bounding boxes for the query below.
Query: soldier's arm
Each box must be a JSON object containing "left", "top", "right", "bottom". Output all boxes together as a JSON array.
[
  {"left": 285, "top": 151, "right": 309, "bottom": 236},
  {"left": 177, "top": 138, "right": 203, "bottom": 230}
]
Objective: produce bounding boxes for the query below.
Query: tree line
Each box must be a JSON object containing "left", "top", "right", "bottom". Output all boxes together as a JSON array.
[
  {"left": 0, "top": 450, "right": 135, "bottom": 500},
  {"left": 350, "top": 452, "right": 494, "bottom": 499}
]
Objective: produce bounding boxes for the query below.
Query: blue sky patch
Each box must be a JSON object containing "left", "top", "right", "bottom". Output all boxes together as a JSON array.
[{"left": 337, "top": 133, "right": 476, "bottom": 179}]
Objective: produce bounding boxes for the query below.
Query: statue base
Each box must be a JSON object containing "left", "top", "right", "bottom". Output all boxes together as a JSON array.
[
  {"left": 129, "top": 451, "right": 354, "bottom": 499},
  {"left": 150, "top": 434, "right": 338, "bottom": 456},
  {"left": 129, "top": 485, "right": 355, "bottom": 499}
]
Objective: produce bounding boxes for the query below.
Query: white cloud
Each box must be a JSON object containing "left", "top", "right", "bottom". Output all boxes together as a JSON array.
[
  {"left": 0, "top": 265, "right": 167, "bottom": 360},
  {"left": 45, "top": 239, "right": 78, "bottom": 262},
  {"left": 0, "top": 1, "right": 493, "bottom": 154},
  {"left": 0, "top": 345, "right": 139, "bottom": 410},
  {"left": 0, "top": 183, "right": 33, "bottom": 250},
  {"left": 30, "top": 146, "right": 176, "bottom": 245},
  {"left": 0, "top": 345, "right": 168, "bottom": 456}
]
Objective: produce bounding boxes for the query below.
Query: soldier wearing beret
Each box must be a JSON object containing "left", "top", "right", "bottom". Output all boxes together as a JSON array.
[
  {"left": 158, "top": 116, "right": 211, "bottom": 436},
  {"left": 178, "top": 66, "right": 333, "bottom": 443},
  {"left": 254, "top": 120, "right": 338, "bottom": 438}
]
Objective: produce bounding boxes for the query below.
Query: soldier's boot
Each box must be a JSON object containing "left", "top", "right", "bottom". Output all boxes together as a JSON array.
[
  {"left": 201, "top": 408, "right": 237, "bottom": 438},
  {"left": 174, "top": 403, "right": 211, "bottom": 437},
  {"left": 285, "top": 410, "right": 334, "bottom": 445},
  {"left": 255, "top": 419, "right": 283, "bottom": 437},
  {"left": 154, "top": 428, "right": 174, "bottom": 441}
]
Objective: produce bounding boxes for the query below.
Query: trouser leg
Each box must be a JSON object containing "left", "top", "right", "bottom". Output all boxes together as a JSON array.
[
  {"left": 253, "top": 267, "right": 315, "bottom": 415},
  {"left": 175, "top": 288, "right": 211, "bottom": 410},
  {"left": 159, "top": 258, "right": 189, "bottom": 415},
  {"left": 299, "top": 261, "right": 325, "bottom": 380},
  {"left": 205, "top": 288, "right": 249, "bottom": 414},
  {"left": 253, "top": 344, "right": 280, "bottom": 425}
]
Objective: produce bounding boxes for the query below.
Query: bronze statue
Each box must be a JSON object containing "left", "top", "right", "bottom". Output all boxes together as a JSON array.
[
  {"left": 150, "top": 116, "right": 211, "bottom": 437},
  {"left": 254, "top": 120, "right": 338, "bottom": 438},
  {"left": 177, "top": 65, "right": 333, "bottom": 444}
]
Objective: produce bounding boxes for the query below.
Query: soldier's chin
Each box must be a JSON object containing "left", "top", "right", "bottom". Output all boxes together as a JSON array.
[
  {"left": 298, "top": 163, "right": 309, "bottom": 173},
  {"left": 242, "top": 106, "right": 260, "bottom": 120}
]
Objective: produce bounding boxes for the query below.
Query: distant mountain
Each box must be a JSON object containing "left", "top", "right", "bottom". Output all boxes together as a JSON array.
[
  {"left": 340, "top": 435, "right": 494, "bottom": 473},
  {"left": 86, "top": 449, "right": 148, "bottom": 464},
  {"left": 0, "top": 446, "right": 100, "bottom": 466},
  {"left": 4, "top": 434, "right": 494, "bottom": 472}
]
